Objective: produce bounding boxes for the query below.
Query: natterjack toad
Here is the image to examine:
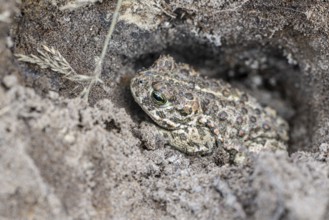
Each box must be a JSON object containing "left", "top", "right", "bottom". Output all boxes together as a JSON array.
[{"left": 130, "top": 55, "right": 289, "bottom": 160}]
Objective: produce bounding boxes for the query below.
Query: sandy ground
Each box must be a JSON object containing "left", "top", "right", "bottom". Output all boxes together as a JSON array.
[{"left": 1, "top": 0, "right": 329, "bottom": 219}]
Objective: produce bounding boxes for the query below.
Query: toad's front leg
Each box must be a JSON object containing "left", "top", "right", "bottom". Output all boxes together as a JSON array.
[{"left": 139, "top": 122, "right": 216, "bottom": 155}]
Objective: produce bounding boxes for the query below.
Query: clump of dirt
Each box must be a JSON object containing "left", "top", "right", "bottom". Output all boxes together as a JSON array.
[{"left": 1, "top": 0, "right": 329, "bottom": 219}]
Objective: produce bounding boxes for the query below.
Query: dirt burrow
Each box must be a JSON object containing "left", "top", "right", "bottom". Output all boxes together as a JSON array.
[{"left": 1, "top": 0, "right": 329, "bottom": 219}]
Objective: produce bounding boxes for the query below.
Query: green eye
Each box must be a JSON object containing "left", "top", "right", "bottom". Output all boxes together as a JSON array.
[{"left": 151, "top": 91, "right": 167, "bottom": 105}]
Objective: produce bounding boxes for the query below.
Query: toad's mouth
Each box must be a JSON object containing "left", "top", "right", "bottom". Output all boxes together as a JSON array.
[{"left": 142, "top": 107, "right": 181, "bottom": 130}]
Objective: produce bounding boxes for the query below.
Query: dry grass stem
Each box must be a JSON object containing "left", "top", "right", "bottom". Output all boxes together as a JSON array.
[
  {"left": 81, "top": 0, "right": 123, "bottom": 100},
  {"left": 16, "top": 0, "right": 123, "bottom": 101},
  {"left": 15, "top": 45, "right": 99, "bottom": 83}
]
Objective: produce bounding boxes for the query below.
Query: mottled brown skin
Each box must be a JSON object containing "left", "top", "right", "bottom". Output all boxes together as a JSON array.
[{"left": 130, "top": 55, "right": 289, "bottom": 159}]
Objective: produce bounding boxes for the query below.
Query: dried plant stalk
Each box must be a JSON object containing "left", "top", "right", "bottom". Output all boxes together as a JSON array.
[
  {"left": 15, "top": 45, "right": 97, "bottom": 83},
  {"left": 16, "top": 0, "right": 123, "bottom": 101}
]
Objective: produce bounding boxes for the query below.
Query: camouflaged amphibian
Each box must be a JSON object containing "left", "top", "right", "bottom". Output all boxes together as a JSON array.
[{"left": 130, "top": 55, "right": 289, "bottom": 161}]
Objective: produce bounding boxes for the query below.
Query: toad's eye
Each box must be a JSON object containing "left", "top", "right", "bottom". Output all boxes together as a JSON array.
[{"left": 151, "top": 91, "right": 167, "bottom": 105}]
